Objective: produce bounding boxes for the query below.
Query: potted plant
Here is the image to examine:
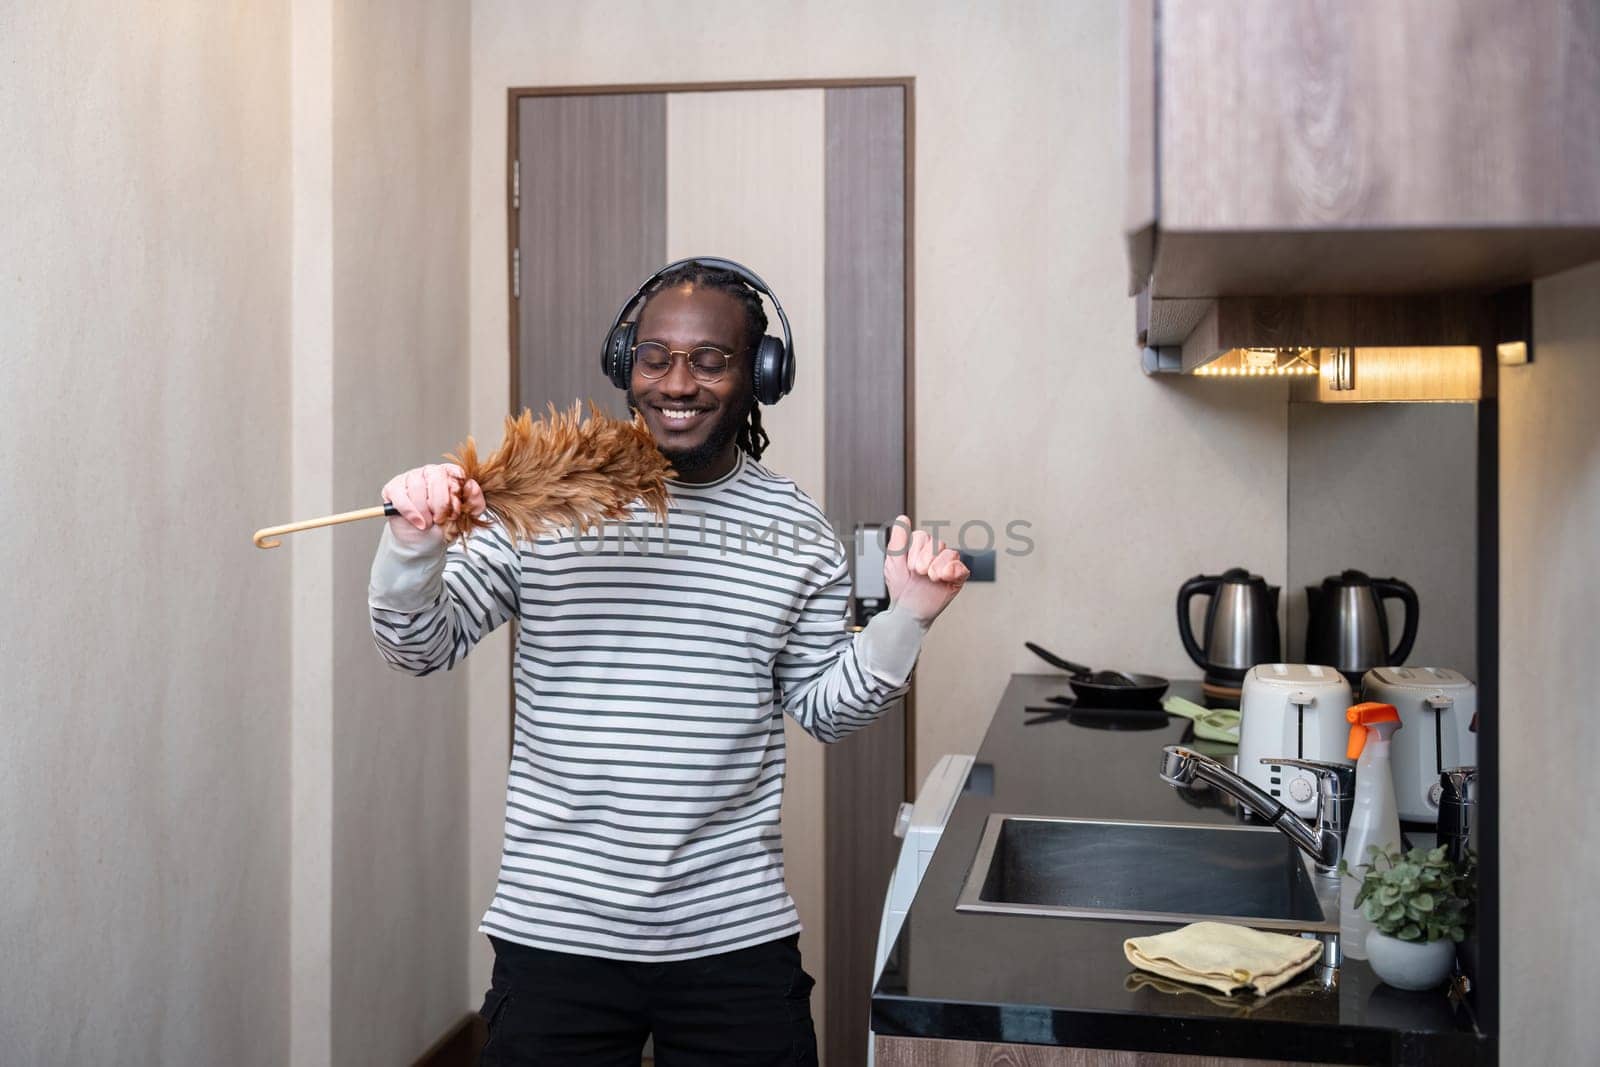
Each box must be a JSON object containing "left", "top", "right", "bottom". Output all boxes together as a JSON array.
[{"left": 1342, "top": 844, "right": 1475, "bottom": 990}]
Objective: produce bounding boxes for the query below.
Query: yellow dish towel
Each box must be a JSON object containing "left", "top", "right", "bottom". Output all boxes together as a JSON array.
[{"left": 1123, "top": 922, "right": 1322, "bottom": 996}]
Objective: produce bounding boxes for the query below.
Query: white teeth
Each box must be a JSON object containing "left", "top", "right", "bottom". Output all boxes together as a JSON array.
[{"left": 661, "top": 408, "right": 702, "bottom": 420}]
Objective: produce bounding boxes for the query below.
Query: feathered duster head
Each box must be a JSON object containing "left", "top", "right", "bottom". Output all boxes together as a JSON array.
[{"left": 441, "top": 401, "right": 674, "bottom": 544}]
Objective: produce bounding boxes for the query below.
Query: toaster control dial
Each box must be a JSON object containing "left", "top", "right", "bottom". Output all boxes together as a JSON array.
[
  {"left": 1288, "top": 776, "right": 1315, "bottom": 804},
  {"left": 1428, "top": 782, "right": 1443, "bottom": 807}
]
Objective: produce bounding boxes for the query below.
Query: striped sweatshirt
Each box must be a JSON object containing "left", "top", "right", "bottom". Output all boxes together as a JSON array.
[{"left": 367, "top": 451, "right": 924, "bottom": 961}]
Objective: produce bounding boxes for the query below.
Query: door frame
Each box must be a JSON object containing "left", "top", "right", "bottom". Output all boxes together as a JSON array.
[{"left": 504, "top": 77, "right": 919, "bottom": 792}]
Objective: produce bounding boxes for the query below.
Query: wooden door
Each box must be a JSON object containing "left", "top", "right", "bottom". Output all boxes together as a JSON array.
[{"left": 513, "top": 92, "right": 664, "bottom": 419}]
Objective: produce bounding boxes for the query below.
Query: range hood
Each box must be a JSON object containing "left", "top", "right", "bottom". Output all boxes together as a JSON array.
[{"left": 1136, "top": 288, "right": 1527, "bottom": 402}]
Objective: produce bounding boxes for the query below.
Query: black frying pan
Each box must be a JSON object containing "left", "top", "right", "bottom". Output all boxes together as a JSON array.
[{"left": 1024, "top": 641, "right": 1170, "bottom": 708}]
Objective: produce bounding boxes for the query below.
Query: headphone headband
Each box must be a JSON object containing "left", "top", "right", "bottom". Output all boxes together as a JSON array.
[{"left": 607, "top": 256, "right": 793, "bottom": 361}]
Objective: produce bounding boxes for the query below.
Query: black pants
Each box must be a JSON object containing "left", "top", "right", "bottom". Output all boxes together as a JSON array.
[{"left": 479, "top": 934, "right": 819, "bottom": 1066}]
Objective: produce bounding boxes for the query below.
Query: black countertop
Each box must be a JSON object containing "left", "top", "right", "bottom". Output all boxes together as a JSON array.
[{"left": 870, "top": 674, "right": 1492, "bottom": 1065}]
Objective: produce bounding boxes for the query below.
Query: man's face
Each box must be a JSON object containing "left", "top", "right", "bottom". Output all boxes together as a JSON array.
[{"left": 626, "top": 283, "right": 752, "bottom": 476}]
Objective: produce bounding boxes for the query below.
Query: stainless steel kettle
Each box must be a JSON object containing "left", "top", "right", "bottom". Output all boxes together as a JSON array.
[
  {"left": 1176, "top": 568, "right": 1282, "bottom": 686},
  {"left": 1304, "top": 569, "right": 1420, "bottom": 684}
]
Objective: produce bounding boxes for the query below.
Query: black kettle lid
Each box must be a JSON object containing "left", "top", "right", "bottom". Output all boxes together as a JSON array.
[
  {"left": 1327, "top": 568, "right": 1374, "bottom": 586},
  {"left": 1221, "top": 566, "right": 1267, "bottom": 585}
]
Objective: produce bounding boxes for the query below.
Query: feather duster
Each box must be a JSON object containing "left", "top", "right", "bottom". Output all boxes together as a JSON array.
[
  {"left": 251, "top": 401, "right": 673, "bottom": 549},
  {"left": 442, "top": 401, "right": 674, "bottom": 544}
]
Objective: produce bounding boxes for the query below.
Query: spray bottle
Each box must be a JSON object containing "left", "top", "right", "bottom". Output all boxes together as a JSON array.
[{"left": 1339, "top": 701, "right": 1403, "bottom": 959}]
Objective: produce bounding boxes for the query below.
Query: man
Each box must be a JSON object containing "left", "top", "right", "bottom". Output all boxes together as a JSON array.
[{"left": 369, "top": 261, "right": 968, "bottom": 1065}]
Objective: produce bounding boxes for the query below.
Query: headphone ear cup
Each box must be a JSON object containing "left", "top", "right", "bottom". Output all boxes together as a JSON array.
[
  {"left": 603, "top": 321, "right": 637, "bottom": 389},
  {"left": 752, "top": 335, "right": 791, "bottom": 406}
]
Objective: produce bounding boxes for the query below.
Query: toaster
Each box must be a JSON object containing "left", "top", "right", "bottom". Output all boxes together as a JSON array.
[
  {"left": 1361, "top": 666, "right": 1477, "bottom": 824},
  {"left": 1238, "top": 664, "right": 1354, "bottom": 819}
]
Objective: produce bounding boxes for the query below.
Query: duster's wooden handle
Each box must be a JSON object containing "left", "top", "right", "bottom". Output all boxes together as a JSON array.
[{"left": 253, "top": 502, "right": 399, "bottom": 549}]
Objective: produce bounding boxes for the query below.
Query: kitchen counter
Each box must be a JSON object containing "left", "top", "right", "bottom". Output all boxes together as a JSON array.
[{"left": 870, "top": 674, "right": 1491, "bottom": 1066}]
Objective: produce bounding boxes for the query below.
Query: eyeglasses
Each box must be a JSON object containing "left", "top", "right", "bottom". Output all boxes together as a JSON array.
[{"left": 632, "top": 341, "right": 735, "bottom": 383}]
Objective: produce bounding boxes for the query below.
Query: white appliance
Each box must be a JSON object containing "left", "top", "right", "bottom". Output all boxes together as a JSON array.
[
  {"left": 1238, "top": 663, "right": 1354, "bottom": 819},
  {"left": 867, "top": 753, "right": 974, "bottom": 1066},
  {"left": 1361, "top": 666, "right": 1477, "bottom": 824}
]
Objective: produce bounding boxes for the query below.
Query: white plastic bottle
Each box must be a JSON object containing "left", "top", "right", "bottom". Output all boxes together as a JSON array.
[{"left": 1339, "top": 701, "right": 1403, "bottom": 960}]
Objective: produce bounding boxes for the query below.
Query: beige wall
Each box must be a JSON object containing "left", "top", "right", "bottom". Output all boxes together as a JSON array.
[
  {"left": 1286, "top": 402, "right": 1479, "bottom": 676},
  {"left": 1, "top": 1, "right": 473, "bottom": 1063},
  {"left": 0, "top": 3, "right": 294, "bottom": 1064},
  {"left": 467, "top": 0, "right": 1288, "bottom": 1005},
  {"left": 292, "top": 0, "right": 337, "bottom": 1058},
  {"left": 1501, "top": 260, "right": 1600, "bottom": 1062},
  {"left": 321, "top": 1, "right": 474, "bottom": 1064}
]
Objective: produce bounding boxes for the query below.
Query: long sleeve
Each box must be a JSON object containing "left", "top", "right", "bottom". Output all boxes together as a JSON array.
[
  {"left": 368, "top": 516, "right": 522, "bottom": 676},
  {"left": 774, "top": 545, "right": 927, "bottom": 744}
]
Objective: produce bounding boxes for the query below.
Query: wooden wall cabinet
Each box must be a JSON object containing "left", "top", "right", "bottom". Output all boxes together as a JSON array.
[{"left": 1125, "top": 0, "right": 1600, "bottom": 302}]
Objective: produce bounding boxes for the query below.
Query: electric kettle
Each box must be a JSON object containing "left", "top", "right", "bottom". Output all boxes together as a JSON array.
[
  {"left": 1304, "top": 570, "right": 1420, "bottom": 685},
  {"left": 1176, "top": 568, "right": 1282, "bottom": 687}
]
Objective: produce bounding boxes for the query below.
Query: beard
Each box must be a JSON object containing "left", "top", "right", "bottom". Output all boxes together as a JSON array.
[{"left": 626, "top": 386, "right": 752, "bottom": 478}]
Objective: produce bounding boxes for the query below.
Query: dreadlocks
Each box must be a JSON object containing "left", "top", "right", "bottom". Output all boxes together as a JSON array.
[{"left": 639, "top": 262, "right": 772, "bottom": 462}]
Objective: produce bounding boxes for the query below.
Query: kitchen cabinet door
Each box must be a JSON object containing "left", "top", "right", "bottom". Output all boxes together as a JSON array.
[{"left": 1126, "top": 0, "right": 1600, "bottom": 298}]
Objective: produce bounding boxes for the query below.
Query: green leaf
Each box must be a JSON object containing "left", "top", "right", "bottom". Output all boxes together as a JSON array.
[
  {"left": 1398, "top": 923, "right": 1423, "bottom": 941},
  {"left": 1347, "top": 845, "right": 1476, "bottom": 940}
]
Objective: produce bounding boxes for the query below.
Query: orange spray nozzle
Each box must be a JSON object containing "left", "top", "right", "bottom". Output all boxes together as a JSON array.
[{"left": 1346, "top": 702, "right": 1402, "bottom": 759}]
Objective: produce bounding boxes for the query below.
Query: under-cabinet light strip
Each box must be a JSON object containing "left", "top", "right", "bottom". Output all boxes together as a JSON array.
[{"left": 1193, "top": 365, "right": 1318, "bottom": 376}]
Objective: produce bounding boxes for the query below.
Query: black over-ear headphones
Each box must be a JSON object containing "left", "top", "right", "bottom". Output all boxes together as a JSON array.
[{"left": 601, "top": 257, "right": 795, "bottom": 406}]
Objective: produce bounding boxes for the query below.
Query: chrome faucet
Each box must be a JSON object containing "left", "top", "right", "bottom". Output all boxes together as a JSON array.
[{"left": 1159, "top": 746, "right": 1355, "bottom": 877}]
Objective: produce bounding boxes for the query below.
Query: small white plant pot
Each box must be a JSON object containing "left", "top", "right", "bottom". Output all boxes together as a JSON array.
[{"left": 1365, "top": 930, "right": 1455, "bottom": 990}]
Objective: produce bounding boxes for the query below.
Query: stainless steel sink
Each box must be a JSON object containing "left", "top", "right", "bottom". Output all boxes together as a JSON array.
[{"left": 956, "top": 815, "right": 1339, "bottom": 934}]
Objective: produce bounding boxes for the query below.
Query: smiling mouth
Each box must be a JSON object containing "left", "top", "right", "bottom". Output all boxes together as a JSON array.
[{"left": 653, "top": 404, "right": 712, "bottom": 429}]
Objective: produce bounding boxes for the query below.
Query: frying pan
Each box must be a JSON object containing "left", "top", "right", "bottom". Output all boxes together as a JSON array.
[{"left": 1024, "top": 641, "right": 1170, "bottom": 708}]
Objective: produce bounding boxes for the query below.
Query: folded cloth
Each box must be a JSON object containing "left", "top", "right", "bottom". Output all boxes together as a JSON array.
[
  {"left": 1162, "top": 695, "right": 1241, "bottom": 744},
  {"left": 1123, "top": 922, "right": 1322, "bottom": 996}
]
